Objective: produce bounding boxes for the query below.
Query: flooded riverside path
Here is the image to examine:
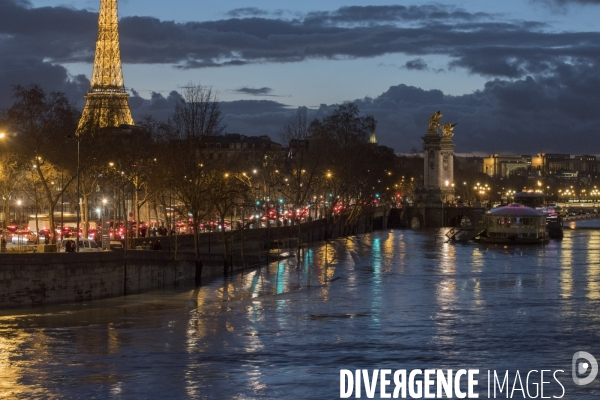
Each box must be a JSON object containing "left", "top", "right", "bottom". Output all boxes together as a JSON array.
[{"left": 1, "top": 224, "right": 600, "bottom": 399}]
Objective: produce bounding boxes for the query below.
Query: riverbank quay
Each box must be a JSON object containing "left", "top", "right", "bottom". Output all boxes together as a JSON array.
[
  {"left": 128, "top": 205, "right": 387, "bottom": 253},
  {"left": 0, "top": 207, "right": 389, "bottom": 308},
  {"left": 0, "top": 252, "right": 192, "bottom": 308},
  {"left": 0, "top": 251, "right": 273, "bottom": 308}
]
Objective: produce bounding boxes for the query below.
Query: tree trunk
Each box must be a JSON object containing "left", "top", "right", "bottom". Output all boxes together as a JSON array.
[
  {"left": 3, "top": 200, "right": 9, "bottom": 228},
  {"left": 82, "top": 193, "right": 89, "bottom": 240},
  {"left": 220, "top": 215, "right": 228, "bottom": 260},
  {"left": 153, "top": 203, "right": 160, "bottom": 228},
  {"left": 47, "top": 198, "right": 60, "bottom": 244},
  {"left": 134, "top": 184, "right": 140, "bottom": 238}
]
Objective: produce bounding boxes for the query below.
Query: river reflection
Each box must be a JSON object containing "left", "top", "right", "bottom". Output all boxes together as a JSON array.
[{"left": 1, "top": 224, "right": 600, "bottom": 399}]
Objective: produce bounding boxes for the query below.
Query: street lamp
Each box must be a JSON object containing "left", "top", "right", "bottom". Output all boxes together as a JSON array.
[{"left": 101, "top": 198, "right": 107, "bottom": 249}]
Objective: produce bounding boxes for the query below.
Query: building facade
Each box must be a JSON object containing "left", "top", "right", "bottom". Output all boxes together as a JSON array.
[{"left": 483, "top": 154, "right": 530, "bottom": 178}]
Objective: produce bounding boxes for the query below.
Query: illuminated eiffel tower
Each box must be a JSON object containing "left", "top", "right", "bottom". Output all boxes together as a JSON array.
[{"left": 78, "top": 0, "right": 133, "bottom": 131}]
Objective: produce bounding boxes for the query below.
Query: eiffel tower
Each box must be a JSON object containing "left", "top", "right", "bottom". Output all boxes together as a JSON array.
[{"left": 78, "top": 0, "right": 134, "bottom": 132}]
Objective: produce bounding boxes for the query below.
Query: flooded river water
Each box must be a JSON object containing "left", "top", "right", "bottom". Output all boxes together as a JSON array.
[{"left": 1, "top": 222, "right": 600, "bottom": 399}]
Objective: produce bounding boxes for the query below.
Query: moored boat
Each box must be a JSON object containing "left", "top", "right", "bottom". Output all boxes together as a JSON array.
[{"left": 481, "top": 204, "right": 549, "bottom": 244}]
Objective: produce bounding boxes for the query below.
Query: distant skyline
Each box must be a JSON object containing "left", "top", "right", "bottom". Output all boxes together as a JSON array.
[{"left": 2, "top": 0, "right": 600, "bottom": 154}]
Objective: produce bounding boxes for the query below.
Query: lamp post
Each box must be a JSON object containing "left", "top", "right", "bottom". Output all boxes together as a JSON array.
[
  {"left": 0, "top": 133, "right": 6, "bottom": 227},
  {"left": 101, "top": 198, "right": 107, "bottom": 250},
  {"left": 73, "top": 136, "right": 80, "bottom": 252}
]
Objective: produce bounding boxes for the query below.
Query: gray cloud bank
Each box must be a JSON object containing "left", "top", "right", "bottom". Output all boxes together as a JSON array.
[
  {"left": 1, "top": 0, "right": 600, "bottom": 155},
  {"left": 232, "top": 87, "right": 274, "bottom": 96},
  {"left": 215, "top": 63, "right": 600, "bottom": 155}
]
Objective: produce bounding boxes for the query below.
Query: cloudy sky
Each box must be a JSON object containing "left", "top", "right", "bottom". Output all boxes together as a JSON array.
[{"left": 2, "top": 0, "right": 600, "bottom": 154}]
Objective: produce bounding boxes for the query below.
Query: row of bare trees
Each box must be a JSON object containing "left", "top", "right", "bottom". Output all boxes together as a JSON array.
[{"left": 0, "top": 84, "right": 401, "bottom": 263}]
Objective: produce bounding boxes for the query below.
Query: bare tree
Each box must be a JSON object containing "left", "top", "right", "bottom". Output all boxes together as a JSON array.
[
  {"left": 0, "top": 153, "right": 21, "bottom": 228},
  {"left": 4, "top": 85, "right": 79, "bottom": 243},
  {"left": 308, "top": 103, "right": 378, "bottom": 230},
  {"left": 204, "top": 164, "right": 253, "bottom": 262},
  {"left": 164, "top": 83, "right": 224, "bottom": 269},
  {"left": 280, "top": 107, "right": 323, "bottom": 221}
]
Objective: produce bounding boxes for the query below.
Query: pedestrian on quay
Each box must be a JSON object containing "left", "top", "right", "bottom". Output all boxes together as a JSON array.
[{"left": 1, "top": 235, "right": 6, "bottom": 253}]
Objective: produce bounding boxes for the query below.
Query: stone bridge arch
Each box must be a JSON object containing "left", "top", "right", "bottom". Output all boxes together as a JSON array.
[{"left": 403, "top": 206, "right": 426, "bottom": 229}]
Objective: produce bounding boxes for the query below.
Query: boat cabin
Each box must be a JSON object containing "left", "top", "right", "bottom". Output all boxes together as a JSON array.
[{"left": 482, "top": 204, "right": 548, "bottom": 243}]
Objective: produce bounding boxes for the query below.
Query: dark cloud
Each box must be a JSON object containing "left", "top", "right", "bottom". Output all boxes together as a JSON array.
[
  {"left": 232, "top": 87, "right": 274, "bottom": 96},
  {"left": 129, "top": 89, "right": 182, "bottom": 122},
  {"left": 404, "top": 58, "right": 428, "bottom": 70},
  {"left": 536, "top": 0, "right": 600, "bottom": 5},
  {"left": 0, "top": 57, "right": 89, "bottom": 110},
  {"left": 1, "top": 0, "right": 600, "bottom": 156},
  {"left": 226, "top": 7, "right": 269, "bottom": 18},
  {"left": 113, "top": 12, "right": 595, "bottom": 83},
  {"left": 366, "top": 62, "right": 600, "bottom": 153},
  {"left": 304, "top": 5, "right": 492, "bottom": 26},
  {"left": 2, "top": 0, "right": 592, "bottom": 81},
  {"left": 532, "top": 0, "right": 600, "bottom": 13},
  {"left": 211, "top": 60, "right": 600, "bottom": 155}
]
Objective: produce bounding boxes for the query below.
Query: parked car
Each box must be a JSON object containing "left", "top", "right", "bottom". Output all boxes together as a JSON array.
[
  {"left": 59, "top": 238, "right": 101, "bottom": 252},
  {"left": 11, "top": 230, "right": 38, "bottom": 245},
  {"left": 109, "top": 240, "right": 124, "bottom": 250}
]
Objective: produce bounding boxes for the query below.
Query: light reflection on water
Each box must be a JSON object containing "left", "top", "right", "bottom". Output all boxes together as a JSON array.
[{"left": 0, "top": 224, "right": 600, "bottom": 398}]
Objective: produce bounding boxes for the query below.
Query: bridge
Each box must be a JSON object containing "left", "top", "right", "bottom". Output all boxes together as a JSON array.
[
  {"left": 562, "top": 213, "right": 600, "bottom": 222},
  {"left": 388, "top": 205, "right": 486, "bottom": 228},
  {"left": 556, "top": 203, "right": 600, "bottom": 222}
]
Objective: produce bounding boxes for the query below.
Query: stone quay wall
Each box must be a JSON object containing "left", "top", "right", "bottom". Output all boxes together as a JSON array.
[
  {"left": 129, "top": 206, "right": 388, "bottom": 254},
  {"left": 0, "top": 252, "right": 201, "bottom": 308},
  {"left": 0, "top": 206, "right": 390, "bottom": 308}
]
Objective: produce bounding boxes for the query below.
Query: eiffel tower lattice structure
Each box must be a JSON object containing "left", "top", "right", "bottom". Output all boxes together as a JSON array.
[{"left": 78, "top": 0, "right": 134, "bottom": 132}]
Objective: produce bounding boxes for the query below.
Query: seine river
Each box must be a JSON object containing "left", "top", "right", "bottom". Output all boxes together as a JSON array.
[{"left": 1, "top": 222, "right": 600, "bottom": 399}]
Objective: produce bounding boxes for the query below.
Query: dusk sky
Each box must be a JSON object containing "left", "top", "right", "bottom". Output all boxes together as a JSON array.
[{"left": 2, "top": 0, "right": 600, "bottom": 154}]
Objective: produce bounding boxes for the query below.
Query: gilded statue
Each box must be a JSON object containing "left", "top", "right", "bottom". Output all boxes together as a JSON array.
[
  {"left": 428, "top": 111, "right": 443, "bottom": 132},
  {"left": 441, "top": 122, "right": 457, "bottom": 139}
]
